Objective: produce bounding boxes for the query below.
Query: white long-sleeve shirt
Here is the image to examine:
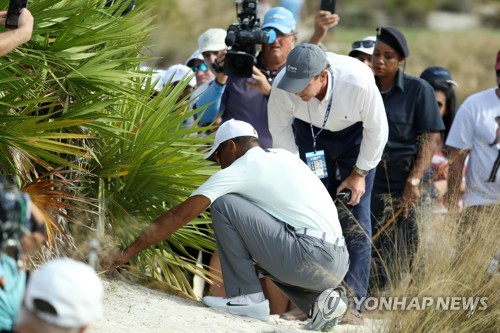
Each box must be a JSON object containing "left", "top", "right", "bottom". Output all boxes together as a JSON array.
[{"left": 268, "top": 52, "right": 388, "bottom": 171}]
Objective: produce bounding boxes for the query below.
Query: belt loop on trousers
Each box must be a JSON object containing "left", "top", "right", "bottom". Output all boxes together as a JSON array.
[{"left": 294, "top": 227, "right": 345, "bottom": 246}]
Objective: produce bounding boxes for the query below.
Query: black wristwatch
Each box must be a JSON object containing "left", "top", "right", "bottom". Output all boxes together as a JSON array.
[{"left": 353, "top": 165, "right": 369, "bottom": 177}]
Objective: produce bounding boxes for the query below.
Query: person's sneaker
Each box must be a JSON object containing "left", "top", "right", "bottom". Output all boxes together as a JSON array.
[
  {"left": 202, "top": 295, "right": 270, "bottom": 322},
  {"left": 306, "top": 287, "right": 348, "bottom": 331}
]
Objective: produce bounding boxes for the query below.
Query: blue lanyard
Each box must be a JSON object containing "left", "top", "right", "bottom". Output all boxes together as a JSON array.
[{"left": 306, "top": 68, "right": 334, "bottom": 152}]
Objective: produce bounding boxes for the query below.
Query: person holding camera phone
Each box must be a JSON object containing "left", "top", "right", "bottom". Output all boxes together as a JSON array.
[
  {"left": 0, "top": 6, "right": 33, "bottom": 57},
  {"left": 195, "top": 5, "right": 339, "bottom": 149},
  {"left": 268, "top": 43, "right": 388, "bottom": 322}
]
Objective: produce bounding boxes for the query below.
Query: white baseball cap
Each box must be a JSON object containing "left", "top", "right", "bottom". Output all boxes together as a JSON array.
[
  {"left": 140, "top": 66, "right": 165, "bottom": 91},
  {"left": 205, "top": 119, "right": 258, "bottom": 161},
  {"left": 185, "top": 50, "right": 204, "bottom": 67},
  {"left": 162, "top": 64, "right": 196, "bottom": 88},
  {"left": 348, "top": 36, "right": 376, "bottom": 57},
  {"left": 24, "top": 258, "right": 104, "bottom": 328},
  {"left": 198, "top": 28, "right": 227, "bottom": 54}
]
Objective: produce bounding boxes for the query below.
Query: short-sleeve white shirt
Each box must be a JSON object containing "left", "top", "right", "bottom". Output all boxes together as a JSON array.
[
  {"left": 446, "top": 88, "right": 500, "bottom": 207},
  {"left": 191, "top": 147, "right": 343, "bottom": 237}
]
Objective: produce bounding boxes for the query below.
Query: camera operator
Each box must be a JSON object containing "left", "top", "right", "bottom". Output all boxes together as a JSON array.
[
  {"left": 0, "top": 181, "right": 46, "bottom": 332},
  {"left": 0, "top": 8, "right": 33, "bottom": 57},
  {"left": 196, "top": 5, "right": 339, "bottom": 148}
]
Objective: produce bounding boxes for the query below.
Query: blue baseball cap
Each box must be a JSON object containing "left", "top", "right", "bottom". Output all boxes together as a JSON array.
[
  {"left": 262, "top": 7, "right": 296, "bottom": 34},
  {"left": 420, "top": 66, "right": 458, "bottom": 88}
]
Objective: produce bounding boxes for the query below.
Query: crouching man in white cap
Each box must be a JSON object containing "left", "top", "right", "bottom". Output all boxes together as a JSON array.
[
  {"left": 14, "top": 258, "right": 103, "bottom": 333},
  {"left": 105, "top": 119, "right": 349, "bottom": 331}
]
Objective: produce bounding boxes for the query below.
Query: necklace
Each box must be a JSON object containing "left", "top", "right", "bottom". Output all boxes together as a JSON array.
[{"left": 380, "top": 86, "right": 393, "bottom": 94}]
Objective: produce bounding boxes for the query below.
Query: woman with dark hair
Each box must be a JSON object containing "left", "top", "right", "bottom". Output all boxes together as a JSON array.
[
  {"left": 419, "top": 67, "right": 464, "bottom": 206},
  {"left": 431, "top": 80, "right": 457, "bottom": 137},
  {"left": 370, "top": 27, "right": 445, "bottom": 290},
  {"left": 420, "top": 66, "right": 459, "bottom": 141}
]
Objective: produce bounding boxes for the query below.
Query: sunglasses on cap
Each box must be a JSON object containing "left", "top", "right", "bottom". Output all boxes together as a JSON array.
[
  {"left": 191, "top": 63, "right": 209, "bottom": 73},
  {"left": 352, "top": 40, "right": 375, "bottom": 49}
]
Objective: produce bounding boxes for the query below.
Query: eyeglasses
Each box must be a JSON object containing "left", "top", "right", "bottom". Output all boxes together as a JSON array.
[
  {"left": 437, "top": 101, "right": 444, "bottom": 108},
  {"left": 191, "top": 63, "right": 209, "bottom": 73},
  {"left": 276, "top": 31, "right": 294, "bottom": 40},
  {"left": 352, "top": 40, "right": 375, "bottom": 49}
]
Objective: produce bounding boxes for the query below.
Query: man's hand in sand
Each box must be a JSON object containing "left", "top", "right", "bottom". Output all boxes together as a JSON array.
[{"left": 102, "top": 248, "right": 130, "bottom": 272}]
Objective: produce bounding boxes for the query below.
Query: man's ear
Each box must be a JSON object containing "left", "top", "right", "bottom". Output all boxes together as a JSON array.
[
  {"left": 227, "top": 139, "right": 238, "bottom": 153},
  {"left": 320, "top": 70, "right": 329, "bottom": 81}
]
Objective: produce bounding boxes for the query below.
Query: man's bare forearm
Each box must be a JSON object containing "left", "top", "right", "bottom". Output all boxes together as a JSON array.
[{"left": 447, "top": 147, "right": 468, "bottom": 206}]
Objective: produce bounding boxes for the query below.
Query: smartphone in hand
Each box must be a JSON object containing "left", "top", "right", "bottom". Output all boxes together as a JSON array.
[
  {"left": 5, "top": 0, "right": 28, "bottom": 29},
  {"left": 320, "top": 0, "right": 336, "bottom": 13}
]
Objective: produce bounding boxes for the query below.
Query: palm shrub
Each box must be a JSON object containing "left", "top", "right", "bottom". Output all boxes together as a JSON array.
[{"left": 0, "top": 0, "right": 218, "bottom": 298}]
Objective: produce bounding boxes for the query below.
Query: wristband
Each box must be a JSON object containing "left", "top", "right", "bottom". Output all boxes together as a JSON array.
[{"left": 215, "top": 78, "right": 226, "bottom": 86}]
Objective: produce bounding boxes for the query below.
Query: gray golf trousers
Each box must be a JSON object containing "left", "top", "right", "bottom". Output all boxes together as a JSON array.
[{"left": 210, "top": 194, "right": 349, "bottom": 315}]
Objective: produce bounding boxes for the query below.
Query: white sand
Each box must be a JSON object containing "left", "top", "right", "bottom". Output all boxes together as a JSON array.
[{"left": 88, "top": 278, "right": 384, "bottom": 333}]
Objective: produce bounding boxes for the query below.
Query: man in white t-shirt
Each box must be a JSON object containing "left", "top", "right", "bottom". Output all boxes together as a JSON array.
[
  {"left": 446, "top": 50, "right": 500, "bottom": 215},
  {"left": 106, "top": 119, "right": 349, "bottom": 331}
]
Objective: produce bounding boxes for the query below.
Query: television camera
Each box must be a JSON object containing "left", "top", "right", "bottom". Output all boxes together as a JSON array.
[{"left": 222, "top": 0, "right": 276, "bottom": 78}]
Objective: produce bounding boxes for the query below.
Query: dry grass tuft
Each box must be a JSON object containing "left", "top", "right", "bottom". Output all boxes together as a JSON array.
[{"left": 374, "top": 205, "right": 500, "bottom": 333}]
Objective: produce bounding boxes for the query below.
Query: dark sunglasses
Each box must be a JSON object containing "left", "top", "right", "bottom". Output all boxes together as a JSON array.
[
  {"left": 352, "top": 40, "right": 375, "bottom": 49},
  {"left": 191, "top": 62, "right": 209, "bottom": 73},
  {"left": 214, "top": 141, "right": 228, "bottom": 161}
]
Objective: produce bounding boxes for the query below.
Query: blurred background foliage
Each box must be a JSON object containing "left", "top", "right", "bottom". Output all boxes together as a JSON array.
[{"left": 145, "top": 0, "right": 500, "bottom": 104}]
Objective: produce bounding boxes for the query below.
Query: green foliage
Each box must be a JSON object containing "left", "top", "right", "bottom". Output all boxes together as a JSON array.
[{"left": 0, "top": 0, "right": 217, "bottom": 298}]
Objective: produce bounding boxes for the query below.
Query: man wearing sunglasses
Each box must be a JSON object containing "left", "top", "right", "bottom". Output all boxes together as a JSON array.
[
  {"left": 348, "top": 36, "right": 376, "bottom": 70},
  {"left": 185, "top": 50, "right": 214, "bottom": 88},
  {"left": 106, "top": 119, "right": 349, "bottom": 331},
  {"left": 195, "top": 7, "right": 338, "bottom": 147},
  {"left": 185, "top": 50, "right": 216, "bottom": 114}
]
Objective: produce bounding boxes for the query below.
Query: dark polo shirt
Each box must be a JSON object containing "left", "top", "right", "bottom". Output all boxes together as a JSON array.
[
  {"left": 220, "top": 53, "right": 282, "bottom": 149},
  {"left": 376, "top": 69, "right": 445, "bottom": 163}
]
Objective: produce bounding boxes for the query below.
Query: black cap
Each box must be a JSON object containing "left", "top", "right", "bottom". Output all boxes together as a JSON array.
[
  {"left": 420, "top": 66, "right": 458, "bottom": 88},
  {"left": 376, "top": 26, "right": 409, "bottom": 58}
]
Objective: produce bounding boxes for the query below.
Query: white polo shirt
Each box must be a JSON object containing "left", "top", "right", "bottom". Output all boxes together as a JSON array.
[
  {"left": 268, "top": 52, "right": 388, "bottom": 171},
  {"left": 191, "top": 147, "right": 343, "bottom": 238}
]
